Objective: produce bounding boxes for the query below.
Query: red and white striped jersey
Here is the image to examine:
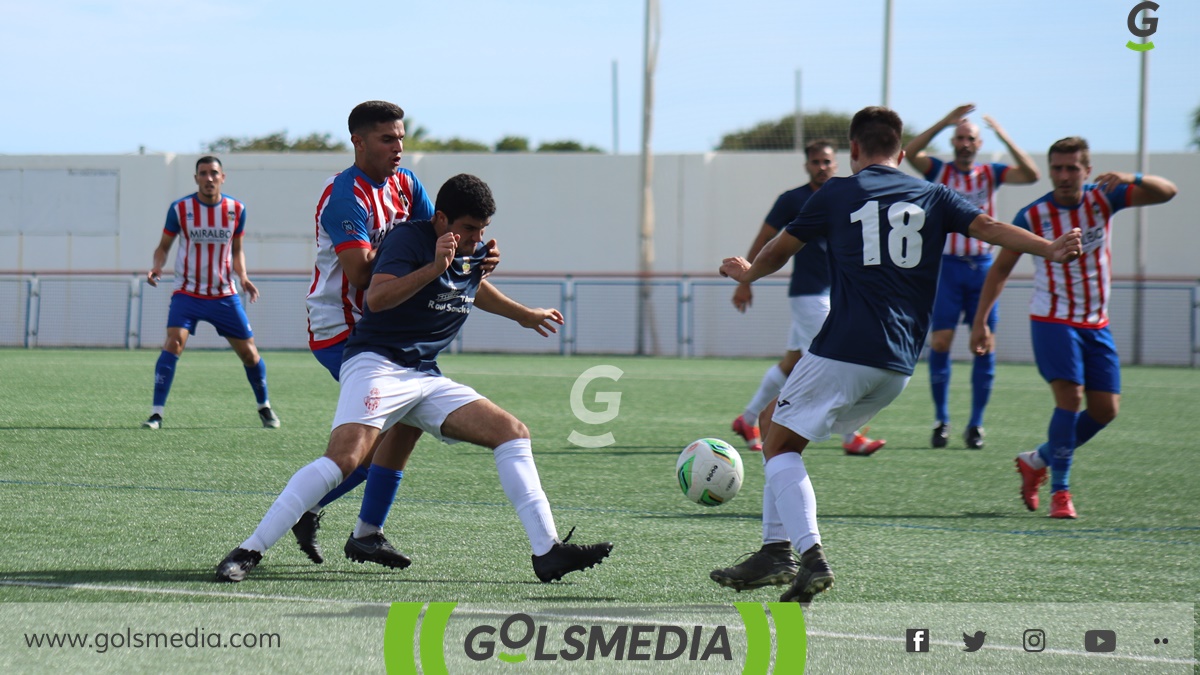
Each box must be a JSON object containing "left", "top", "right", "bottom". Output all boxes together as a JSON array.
[
  {"left": 163, "top": 194, "right": 246, "bottom": 298},
  {"left": 923, "top": 157, "right": 1010, "bottom": 257},
  {"left": 1013, "top": 184, "right": 1132, "bottom": 328},
  {"left": 305, "top": 166, "right": 433, "bottom": 350}
]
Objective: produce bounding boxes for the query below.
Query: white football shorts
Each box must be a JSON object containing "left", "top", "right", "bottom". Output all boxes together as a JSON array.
[
  {"left": 332, "top": 351, "right": 484, "bottom": 444},
  {"left": 785, "top": 294, "right": 831, "bottom": 353},
  {"left": 771, "top": 353, "right": 910, "bottom": 442}
]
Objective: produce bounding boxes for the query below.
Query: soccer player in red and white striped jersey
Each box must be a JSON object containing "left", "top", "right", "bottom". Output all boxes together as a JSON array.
[
  {"left": 971, "top": 137, "right": 1178, "bottom": 518},
  {"left": 905, "top": 104, "right": 1041, "bottom": 450},
  {"left": 144, "top": 156, "right": 278, "bottom": 430}
]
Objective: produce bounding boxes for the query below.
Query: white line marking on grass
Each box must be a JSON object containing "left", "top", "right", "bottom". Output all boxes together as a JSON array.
[{"left": 0, "top": 580, "right": 388, "bottom": 606}]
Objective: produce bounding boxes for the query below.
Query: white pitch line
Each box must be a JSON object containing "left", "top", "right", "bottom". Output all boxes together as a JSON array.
[{"left": 3, "top": 581, "right": 1195, "bottom": 667}]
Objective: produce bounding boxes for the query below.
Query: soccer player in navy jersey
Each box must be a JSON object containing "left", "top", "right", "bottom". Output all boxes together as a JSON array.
[
  {"left": 288, "top": 101, "right": 498, "bottom": 565},
  {"left": 970, "top": 137, "right": 1177, "bottom": 519},
  {"left": 905, "top": 104, "right": 1041, "bottom": 449},
  {"left": 217, "top": 174, "right": 612, "bottom": 583},
  {"left": 142, "top": 156, "right": 279, "bottom": 430},
  {"left": 730, "top": 139, "right": 886, "bottom": 459},
  {"left": 717, "top": 107, "right": 1081, "bottom": 604}
]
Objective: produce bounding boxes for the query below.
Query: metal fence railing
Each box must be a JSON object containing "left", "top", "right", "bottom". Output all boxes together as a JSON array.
[{"left": 1, "top": 273, "right": 1196, "bottom": 366}]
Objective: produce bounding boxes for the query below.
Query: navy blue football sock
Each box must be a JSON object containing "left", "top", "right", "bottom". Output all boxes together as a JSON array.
[
  {"left": 244, "top": 358, "right": 269, "bottom": 406},
  {"left": 318, "top": 465, "right": 368, "bottom": 507},
  {"left": 968, "top": 352, "right": 995, "bottom": 428},
  {"left": 358, "top": 464, "right": 404, "bottom": 528},
  {"left": 152, "top": 350, "right": 178, "bottom": 407},
  {"left": 929, "top": 350, "right": 951, "bottom": 424}
]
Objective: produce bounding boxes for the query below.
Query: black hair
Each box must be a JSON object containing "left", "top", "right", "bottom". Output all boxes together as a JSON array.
[
  {"left": 348, "top": 100, "right": 405, "bottom": 136},
  {"left": 195, "top": 156, "right": 222, "bottom": 172},
  {"left": 435, "top": 174, "right": 496, "bottom": 223},
  {"left": 849, "top": 106, "right": 903, "bottom": 158}
]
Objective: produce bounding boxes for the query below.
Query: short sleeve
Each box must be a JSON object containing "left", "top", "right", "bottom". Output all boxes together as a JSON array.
[
  {"left": 321, "top": 195, "right": 372, "bottom": 253},
  {"left": 923, "top": 156, "right": 945, "bottom": 182},
  {"left": 783, "top": 187, "right": 830, "bottom": 243},
  {"left": 409, "top": 177, "right": 434, "bottom": 221},
  {"left": 762, "top": 192, "right": 793, "bottom": 231},
  {"left": 163, "top": 204, "right": 181, "bottom": 235},
  {"left": 991, "top": 163, "right": 1010, "bottom": 185},
  {"left": 372, "top": 226, "right": 425, "bottom": 279},
  {"left": 232, "top": 203, "right": 247, "bottom": 237}
]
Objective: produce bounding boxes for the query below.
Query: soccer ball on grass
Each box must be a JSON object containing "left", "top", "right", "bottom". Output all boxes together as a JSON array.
[{"left": 676, "top": 438, "right": 744, "bottom": 506}]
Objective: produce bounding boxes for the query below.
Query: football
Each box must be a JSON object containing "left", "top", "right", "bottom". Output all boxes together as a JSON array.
[{"left": 676, "top": 438, "right": 744, "bottom": 506}]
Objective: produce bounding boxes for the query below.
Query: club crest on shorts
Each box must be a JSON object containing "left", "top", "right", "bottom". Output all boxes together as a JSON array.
[{"left": 364, "top": 387, "right": 381, "bottom": 413}]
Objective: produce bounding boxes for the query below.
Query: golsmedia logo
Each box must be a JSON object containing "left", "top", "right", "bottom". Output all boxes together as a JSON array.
[
  {"left": 384, "top": 602, "right": 805, "bottom": 674},
  {"left": 1126, "top": 1, "right": 1159, "bottom": 51}
]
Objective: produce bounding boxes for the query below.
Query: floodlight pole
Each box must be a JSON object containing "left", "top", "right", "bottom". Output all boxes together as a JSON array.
[
  {"left": 882, "top": 0, "right": 893, "bottom": 107},
  {"left": 612, "top": 59, "right": 620, "bottom": 154},
  {"left": 1133, "top": 34, "right": 1150, "bottom": 365},
  {"left": 794, "top": 69, "right": 804, "bottom": 151},
  {"left": 637, "top": 0, "right": 660, "bottom": 355}
]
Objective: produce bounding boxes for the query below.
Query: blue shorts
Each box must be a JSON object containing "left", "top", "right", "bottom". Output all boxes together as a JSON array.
[
  {"left": 312, "top": 341, "right": 345, "bottom": 381},
  {"left": 932, "top": 255, "right": 997, "bottom": 332},
  {"left": 166, "top": 293, "right": 252, "bottom": 340},
  {"left": 1030, "top": 321, "right": 1120, "bottom": 393}
]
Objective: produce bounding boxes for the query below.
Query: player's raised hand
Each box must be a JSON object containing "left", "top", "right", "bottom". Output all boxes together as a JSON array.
[
  {"left": 433, "top": 232, "right": 459, "bottom": 273},
  {"left": 1093, "top": 171, "right": 1133, "bottom": 193},
  {"left": 969, "top": 323, "right": 994, "bottom": 356},
  {"left": 943, "top": 103, "right": 976, "bottom": 127},
  {"left": 480, "top": 238, "right": 500, "bottom": 278},
  {"left": 719, "top": 256, "right": 751, "bottom": 283},
  {"left": 981, "top": 114, "right": 1003, "bottom": 133},
  {"left": 1048, "top": 228, "right": 1083, "bottom": 263},
  {"left": 520, "top": 308, "right": 565, "bottom": 337},
  {"left": 731, "top": 282, "right": 753, "bottom": 313}
]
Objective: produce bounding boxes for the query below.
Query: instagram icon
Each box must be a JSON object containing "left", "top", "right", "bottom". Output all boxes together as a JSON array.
[{"left": 1023, "top": 629, "right": 1046, "bottom": 652}]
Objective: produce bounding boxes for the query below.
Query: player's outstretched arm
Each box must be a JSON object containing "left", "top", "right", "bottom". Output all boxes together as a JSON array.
[
  {"left": 366, "top": 232, "right": 457, "bottom": 311},
  {"left": 903, "top": 103, "right": 975, "bottom": 175},
  {"left": 969, "top": 247, "right": 1022, "bottom": 355},
  {"left": 231, "top": 236, "right": 259, "bottom": 303},
  {"left": 982, "top": 115, "right": 1040, "bottom": 184},
  {"left": 1094, "top": 172, "right": 1178, "bottom": 206},
  {"left": 720, "top": 230, "right": 804, "bottom": 284},
  {"left": 475, "top": 280, "right": 564, "bottom": 337},
  {"left": 732, "top": 223, "right": 777, "bottom": 313},
  {"left": 967, "top": 214, "right": 1081, "bottom": 263},
  {"left": 147, "top": 232, "right": 175, "bottom": 287}
]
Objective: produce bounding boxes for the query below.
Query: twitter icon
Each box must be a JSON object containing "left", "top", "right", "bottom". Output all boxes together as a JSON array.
[{"left": 962, "top": 631, "right": 986, "bottom": 652}]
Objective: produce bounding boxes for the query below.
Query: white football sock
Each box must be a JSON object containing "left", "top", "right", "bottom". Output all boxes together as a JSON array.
[
  {"left": 241, "top": 457, "right": 343, "bottom": 553},
  {"left": 1020, "top": 449, "right": 1047, "bottom": 470},
  {"left": 764, "top": 452, "right": 821, "bottom": 554},
  {"left": 760, "top": 455, "right": 788, "bottom": 544},
  {"left": 842, "top": 431, "right": 858, "bottom": 444},
  {"left": 494, "top": 439, "right": 558, "bottom": 556},
  {"left": 744, "top": 365, "right": 787, "bottom": 424},
  {"left": 352, "top": 519, "right": 381, "bottom": 539}
]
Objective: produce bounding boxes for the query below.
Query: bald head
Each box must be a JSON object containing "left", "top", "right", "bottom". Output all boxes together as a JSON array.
[{"left": 951, "top": 120, "right": 983, "bottom": 167}]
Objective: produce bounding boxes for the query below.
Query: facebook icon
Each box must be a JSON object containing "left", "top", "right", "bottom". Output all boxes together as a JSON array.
[{"left": 906, "top": 628, "right": 931, "bottom": 652}]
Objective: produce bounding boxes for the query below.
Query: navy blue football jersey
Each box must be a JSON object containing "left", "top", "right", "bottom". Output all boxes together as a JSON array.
[
  {"left": 784, "top": 165, "right": 981, "bottom": 374},
  {"left": 763, "top": 184, "right": 830, "bottom": 297},
  {"left": 343, "top": 221, "right": 487, "bottom": 375}
]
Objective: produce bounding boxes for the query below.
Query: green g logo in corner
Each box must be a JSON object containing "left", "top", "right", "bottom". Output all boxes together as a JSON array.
[
  {"left": 385, "top": 601, "right": 806, "bottom": 674},
  {"left": 1126, "top": 1, "right": 1159, "bottom": 51}
]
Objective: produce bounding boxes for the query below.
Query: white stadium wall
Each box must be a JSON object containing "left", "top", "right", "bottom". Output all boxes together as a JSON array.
[{"left": 0, "top": 152, "right": 1197, "bottom": 363}]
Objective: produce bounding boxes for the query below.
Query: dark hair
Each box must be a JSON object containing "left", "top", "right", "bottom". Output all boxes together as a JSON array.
[
  {"left": 804, "top": 138, "right": 835, "bottom": 159},
  {"left": 348, "top": 100, "right": 405, "bottom": 136},
  {"left": 849, "top": 106, "right": 903, "bottom": 158},
  {"left": 195, "top": 156, "right": 222, "bottom": 172},
  {"left": 1048, "top": 136, "right": 1090, "bottom": 167},
  {"left": 435, "top": 174, "right": 496, "bottom": 223}
]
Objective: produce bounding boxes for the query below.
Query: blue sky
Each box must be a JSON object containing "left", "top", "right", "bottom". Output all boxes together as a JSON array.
[{"left": 3, "top": 1, "right": 1197, "bottom": 155}]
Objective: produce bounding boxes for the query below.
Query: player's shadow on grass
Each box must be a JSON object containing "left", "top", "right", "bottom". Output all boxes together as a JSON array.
[
  {"left": 643, "top": 511, "right": 1012, "bottom": 520},
  {"left": 536, "top": 446, "right": 674, "bottom": 455}
]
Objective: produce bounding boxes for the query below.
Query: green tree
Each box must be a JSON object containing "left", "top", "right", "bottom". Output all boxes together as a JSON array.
[
  {"left": 716, "top": 111, "right": 918, "bottom": 151},
  {"left": 536, "top": 140, "right": 604, "bottom": 153},
  {"left": 495, "top": 135, "right": 531, "bottom": 152},
  {"left": 205, "top": 131, "right": 346, "bottom": 153},
  {"left": 1191, "top": 104, "right": 1200, "bottom": 149}
]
